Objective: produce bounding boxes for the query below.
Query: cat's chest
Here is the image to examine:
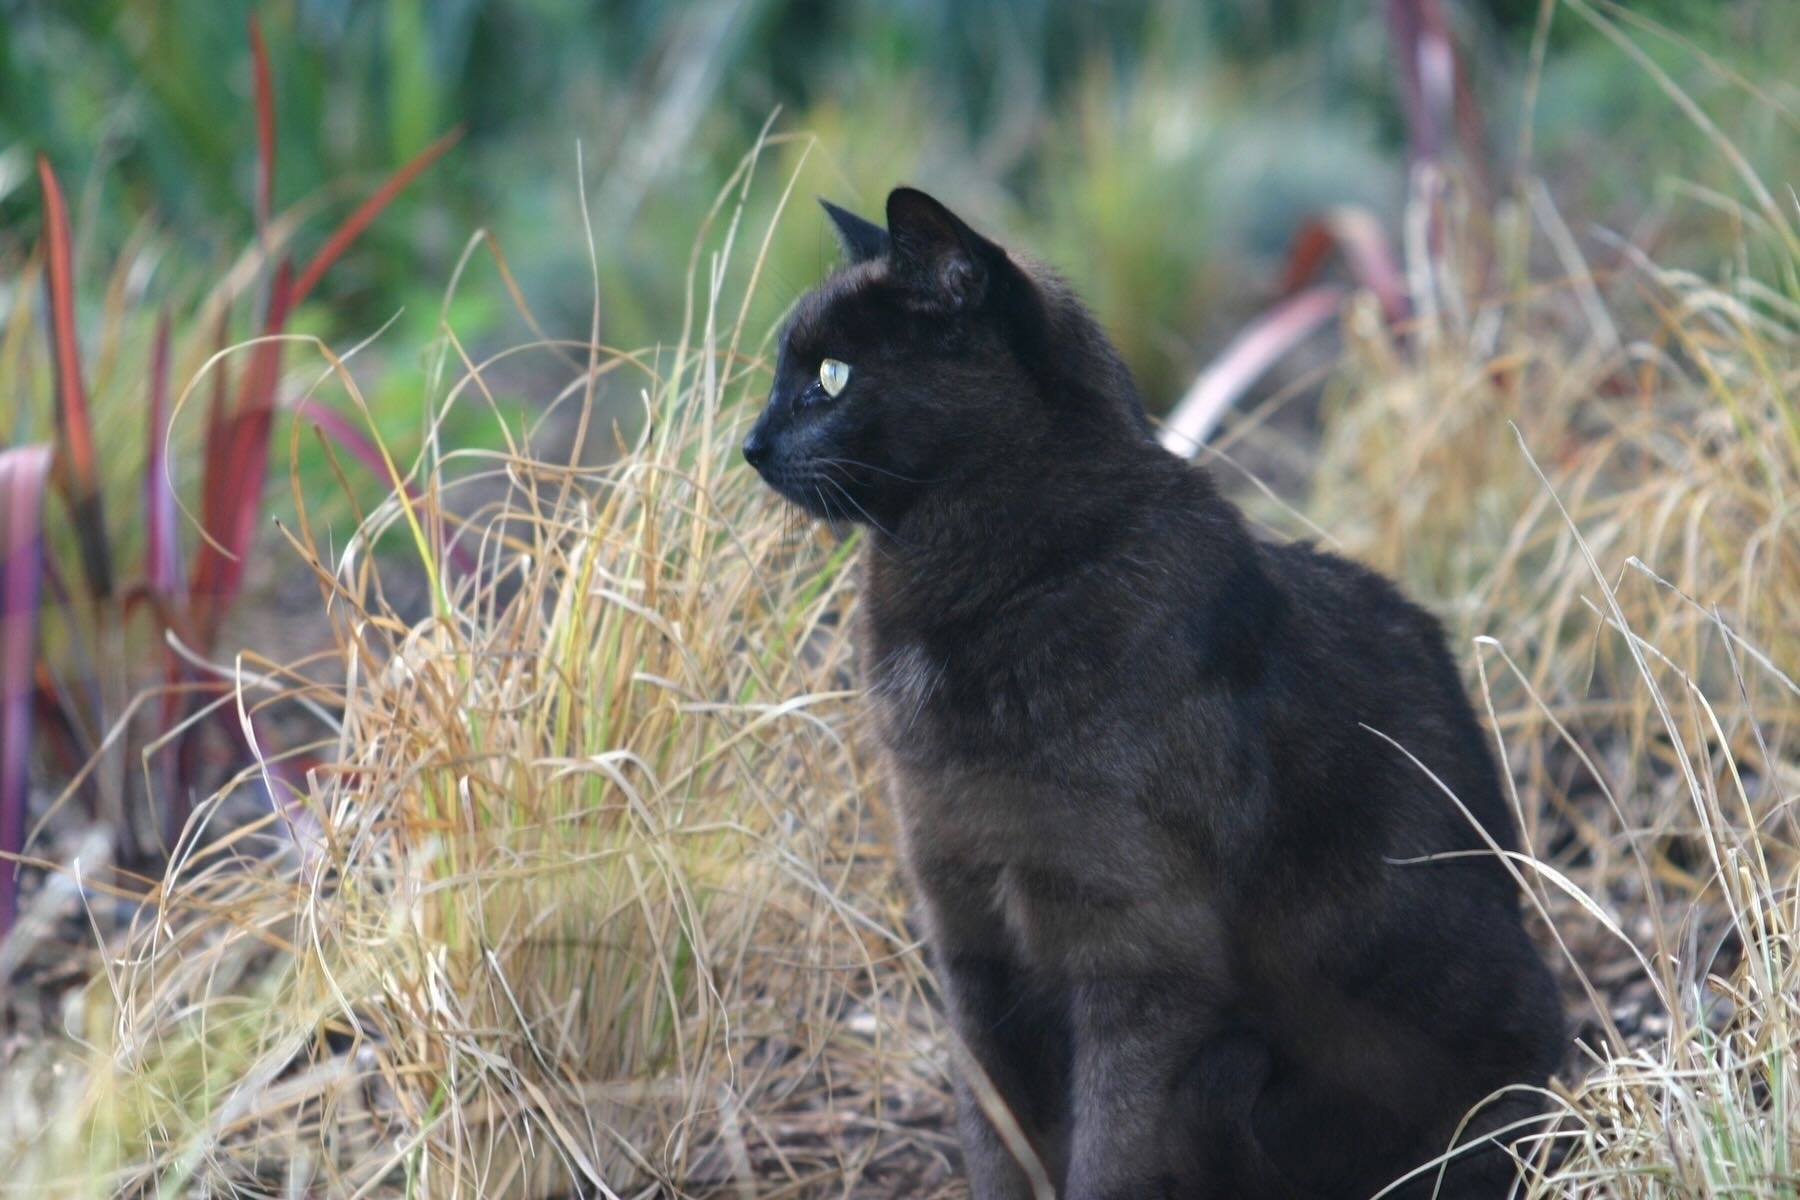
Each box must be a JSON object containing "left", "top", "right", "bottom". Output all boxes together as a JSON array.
[
  {"left": 865, "top": 641, "right": 949, "bottom": 745},
  {"left": 862, "top": 626, "right": 1175, "bottom": 829},
  {"left": 888, "top": 756, "right": 1226, "bottom": 977},
  {"left": 864, "top": 639, "right": 1132, "bottom": 849},
  {"left": 863, "top": 626, "right": 1114, "bottom": 764},
  {"left": 861, "top": 628, "right": 1240, "bottom": 976}
]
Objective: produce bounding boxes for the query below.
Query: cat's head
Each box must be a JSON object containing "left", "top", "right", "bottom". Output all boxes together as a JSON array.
[{"left": 742, "top": 187, "right": 1144, "bottom": 532}]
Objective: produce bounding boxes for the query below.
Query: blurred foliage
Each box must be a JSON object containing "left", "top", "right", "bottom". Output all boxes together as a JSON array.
[
  {"left": 0, "top": 0, "right": 1792, "bottom": 413},
  {"left": 0, "top": 42, "right": 457, "bottom": 929}
]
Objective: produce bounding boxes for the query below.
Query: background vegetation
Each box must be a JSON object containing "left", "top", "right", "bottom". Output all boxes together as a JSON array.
[
  {"left": 5, "top": 0, "right": 1789, "bottom": 400},
  {"left": 0, "top": 0, "right": 1795, "bottom": 1196}
]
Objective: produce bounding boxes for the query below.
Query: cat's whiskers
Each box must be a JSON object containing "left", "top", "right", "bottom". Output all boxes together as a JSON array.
[
  {"left": 816, "top": 474, "right": 908, "bottom": 547},
  {"left": 784, "top": 497, "right": 804, "bottom": 547},
  {"left": 816, "top": 456, "right": 936, "bottom": 485},
  {"left": 809, "top": 483, "right": 837, "bottom": 526}
]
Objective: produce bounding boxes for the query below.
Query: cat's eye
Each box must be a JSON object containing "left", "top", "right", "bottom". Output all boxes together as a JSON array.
[{"left": 819, "top": 358, "right": 852, "bottom": 398}]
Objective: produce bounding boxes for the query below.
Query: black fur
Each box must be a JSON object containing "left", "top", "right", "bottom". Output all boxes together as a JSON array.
[
  {"left": 821, "top": 197, "right": 891, "bottom": 263},
  {"left": 745, "top": 188, "right": 1564, "bottom": 1200}
]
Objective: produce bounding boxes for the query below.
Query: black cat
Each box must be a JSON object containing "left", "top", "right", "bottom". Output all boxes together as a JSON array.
[{"left": 743, "top": 187, "right": 1563, "bottom": 1200}]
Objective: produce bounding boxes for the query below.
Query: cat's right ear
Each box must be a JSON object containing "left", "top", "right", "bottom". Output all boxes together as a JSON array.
[
  {"left": 884, "top": 187, "right": 992, "bottom": 312},
  {"left": 819, "top": 198, "right": 891, "bottom": 264}
]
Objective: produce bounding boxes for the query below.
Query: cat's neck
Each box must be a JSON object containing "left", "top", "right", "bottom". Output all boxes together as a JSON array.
[{"left": 860, "top": 435, "right": 1215, "bottom": 633}]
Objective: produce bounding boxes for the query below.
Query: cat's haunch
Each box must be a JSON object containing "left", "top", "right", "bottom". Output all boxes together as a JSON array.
[{"left": 746, "top": 187, "right": 1564, "bottom": 1200}]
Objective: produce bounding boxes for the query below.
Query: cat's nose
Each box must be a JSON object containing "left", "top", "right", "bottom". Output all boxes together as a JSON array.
[{"left": 742, "top": 427, "right": 770, "bottom": 468}]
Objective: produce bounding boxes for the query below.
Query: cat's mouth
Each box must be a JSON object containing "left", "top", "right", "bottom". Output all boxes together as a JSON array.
[{"left": 751, "top": 460, "right": 856, "bottom": 525}]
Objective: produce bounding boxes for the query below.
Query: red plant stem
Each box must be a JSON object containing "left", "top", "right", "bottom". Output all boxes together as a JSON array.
[
  {"left": 36, "top": 156, "right": 113, "bottom": 600},
  {"left": 249, "top": 13, "right": 276, "bottom": 238},
  {"left": 289, "top": 127, "right": 464, "bottom": 308}
]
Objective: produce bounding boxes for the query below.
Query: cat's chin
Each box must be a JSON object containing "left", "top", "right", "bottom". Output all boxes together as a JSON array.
[{"left": 753, "top": 465, "right": 860, "bottom": 526}]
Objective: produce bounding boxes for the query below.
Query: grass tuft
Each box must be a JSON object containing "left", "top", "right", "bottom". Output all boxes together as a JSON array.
[
  {"left": 3, "top": 171, "right": 942, "bottom": 1199},
  {"left": 1264, "top": 154, "right": 1800, "bottom": 1200}
]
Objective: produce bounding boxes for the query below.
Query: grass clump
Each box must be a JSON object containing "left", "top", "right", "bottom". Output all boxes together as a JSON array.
[
  {"left": 1240, "top": 142, "right": 1800, "bottom": 1200},
  {"left": 3, "top": 174, "right": 939, "bottom": 1198}
]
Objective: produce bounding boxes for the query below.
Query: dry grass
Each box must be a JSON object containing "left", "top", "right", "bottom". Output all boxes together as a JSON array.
[
  {"left": 1, "top": 163, "right": 948, "bottom": 1198},
  {"left": 5, "top": 75, "right": 1800, "bottom": 1200},
  {"left": 1229, "top": 165, "right": 1800, "bottom": 1194}
]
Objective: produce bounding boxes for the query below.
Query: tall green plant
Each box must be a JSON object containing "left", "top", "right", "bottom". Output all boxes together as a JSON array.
[{"left": 0, "top": 17, "right": 459, "bottom": 935}]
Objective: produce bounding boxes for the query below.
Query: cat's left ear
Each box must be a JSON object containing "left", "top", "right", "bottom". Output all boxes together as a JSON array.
[
  {"left": 819, "top": 198, "right": 890, "bottom": 263},
  {"left": 885, "top": 187, "right": 994, "bottom": 311}
]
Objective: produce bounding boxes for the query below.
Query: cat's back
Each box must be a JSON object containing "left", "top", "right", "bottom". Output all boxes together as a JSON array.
[{"left": 1242, "top": 533, "right": 1519, "bottom": 860}]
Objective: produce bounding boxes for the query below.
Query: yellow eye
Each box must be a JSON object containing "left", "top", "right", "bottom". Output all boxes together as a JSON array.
[{"left": 819, "top": 358, "right": 851, "bottom": 397}]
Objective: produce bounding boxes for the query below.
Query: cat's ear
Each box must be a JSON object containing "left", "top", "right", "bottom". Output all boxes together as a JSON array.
[
  {"left": 885, "top": 187, "right": 992, "bottom": 311},
  {"left": 819, "top": 198, "right": 891, "bottom": 264}
]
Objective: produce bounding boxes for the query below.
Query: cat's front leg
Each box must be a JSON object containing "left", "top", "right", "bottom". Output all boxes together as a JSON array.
[
  {"left": 912, "top": 857, "right": 1072, "bottom": 1200},
  {"left": 1065, "top": 974, "right": 1219, "bottom": 1200},
  {"left": 937, "top": 949, "right": 1070, "bottom": 1200}
]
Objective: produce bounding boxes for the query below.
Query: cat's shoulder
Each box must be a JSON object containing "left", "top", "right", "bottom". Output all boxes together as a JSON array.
[{"left": 1253, "top": 535, "right": 1440, "bottom": 629}]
